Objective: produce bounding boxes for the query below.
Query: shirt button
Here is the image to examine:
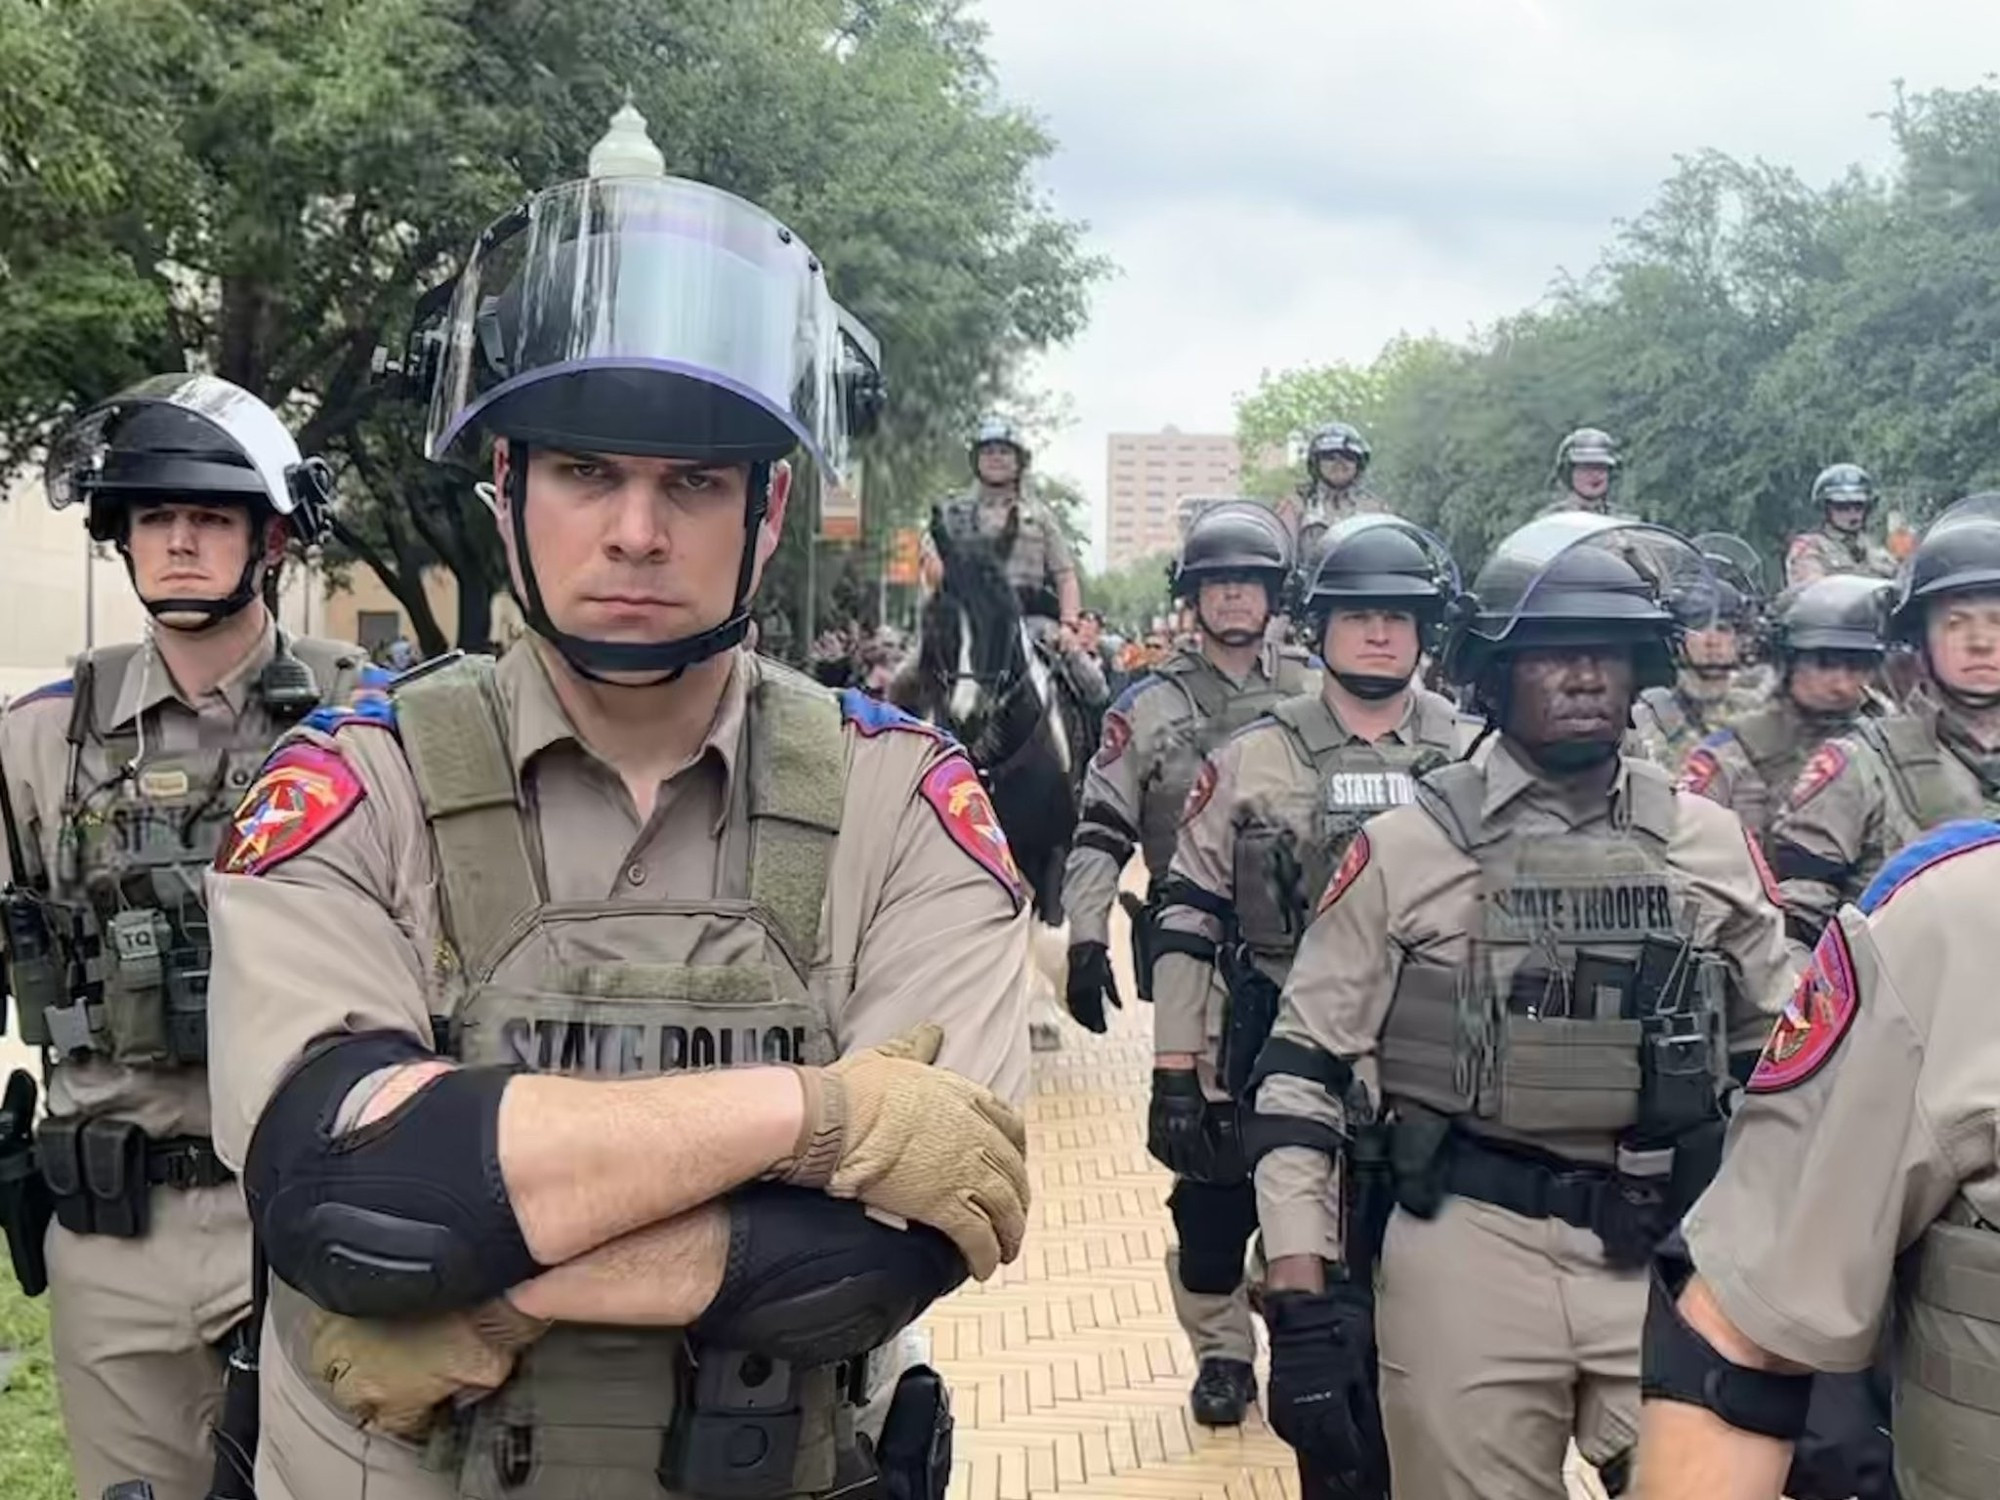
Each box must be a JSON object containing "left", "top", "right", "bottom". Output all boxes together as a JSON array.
[{"left": 625, "top": 862, "right": 648, "bottom": 887}]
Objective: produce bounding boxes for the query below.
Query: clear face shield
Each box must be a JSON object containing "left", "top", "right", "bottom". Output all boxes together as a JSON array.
[{"left": 415, "top": 175, "right": 884, "bottom": 679}]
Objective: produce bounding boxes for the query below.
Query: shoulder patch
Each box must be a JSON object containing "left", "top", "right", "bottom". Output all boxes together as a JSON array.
[
  {"left": 840, "top": 688, "right": 946, "bottom": 742},
  {"left": 1317, "top": 832, "right": 1371, "bottom": 915},
  {"left": 1094, "top": 709, "right": 1132, "bottom": 768},
  {"left": 1857, "top": 819, "right": 2000, "bottom": 915},
  {"left": 1747, "top": 921, "right": 1859, "bottom": 1093},
  {"left": 302, "top": 695, "right": 400, "bottom": 737},
  {"left": 918, "top": 754, "right": 1024, "bottom": 910},
  {"left": 1108, "top": 676, "right": 1155, "bottom": 717},
  {"left": 215, "top": 742, "right": 366, "bottom": 877},
  {"left": 1786, "top": 533, "right": 1817, "bottom": 560},
  {"left": 1785, "top": 742, "right": 1848, "bottom": 809},
  {"left": 6, "top": 678, "right": 74, "bottom": 711},
  {"left": 1179, "top": 757, "right": 1219, "bottom": 826},
  {"left": 1744, "top": 828, "right": 1783, "bottom": 907},
  {"left": 1678, "top": 742, "right": 1724, "bottom": 798}
]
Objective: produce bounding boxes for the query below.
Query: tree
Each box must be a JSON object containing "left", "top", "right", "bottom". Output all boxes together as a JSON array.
[
  {"left": 1081, "top": 550, "right": 1175, "bottom": 637},
  {"left": 0, "top": 0, "right": 1105, "bottom": 652},
  {"left": 1232, "top": 363, "right": 1383, "bottom": 498}
]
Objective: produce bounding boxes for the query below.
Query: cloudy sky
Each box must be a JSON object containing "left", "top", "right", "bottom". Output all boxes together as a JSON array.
[{"left": 972, "top": 0, "right": 2000, "bottom": 566}]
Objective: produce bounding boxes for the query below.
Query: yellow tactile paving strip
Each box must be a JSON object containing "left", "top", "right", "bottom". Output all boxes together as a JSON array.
[{"left": 922, "top": 889, "right": 1608, "bottom": 1500}]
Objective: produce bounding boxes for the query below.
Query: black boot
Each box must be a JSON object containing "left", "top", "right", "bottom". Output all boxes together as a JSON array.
[{"left": 1189, "top": 1357, "right": 1257, "bottom": 1427}]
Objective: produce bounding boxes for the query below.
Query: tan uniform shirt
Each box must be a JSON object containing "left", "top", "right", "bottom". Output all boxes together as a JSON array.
[
  {"left": 0, "top": 623, "right": 366, "bottom": 1138},
  {"left": 204, "top": 644, "right": 1031, "bottom": 1173},
  {"left": 1061, "top": 643, "right": 1309, "bottom": 947},
  {"left": 1152, "top": 688, "right": 1469, "bottom": 1062},
  {"left": 1679, "top": 697, "right": 1862, "bottom": 843},
  {"left": 1784, "top": 527, "right": 1898, "bottom": 590},
  {"left": 1627, "top": 674, "right": 1754, "bottom": 777},
  {"left": 1767, "top": 698, "right": 2000, "bottom": 936},
  {"left": 1252, "top": 742, "right": 1799, "bottom": 1263},
  {"left": 1685, "top": 832, "right": 2000, "bottom": 1371}
]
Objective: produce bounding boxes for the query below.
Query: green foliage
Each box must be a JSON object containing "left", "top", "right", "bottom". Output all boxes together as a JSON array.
[
  {"left": 0, "top": 0, "right": 1106, "bottom": 652},
  {"left": 1232, "top": 362, "right": 1382, "bottom": 498},
  {"left": 1082, "top": 550, "right": 1176, "bottom": 636},
  {"left": 1236, "top": 84, "right": 2000, "bottom": 579},
  {"left": 0, "top": 1279, "right": 68, "bottom": 1500}
]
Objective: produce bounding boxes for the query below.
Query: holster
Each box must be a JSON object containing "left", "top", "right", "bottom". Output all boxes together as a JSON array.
[
  {"left": 206, "top": 1316, "right": 260, "bottom": 1500},
  {"left": 663, "top": 1350, "right": 807, "bottom": 1500},
  {"left": 1121, "top": 890, "right": 1158, "bottom": 1003},
  {"left": 876, "top": 1365, "right": 953, "bottom": 1500},
  {"left": 1386, "top": 1111, "right": 1452, "bottom": 1221},
  {"left": 1216, "top": 945, "right": 1282, "bottom": 1100},
  {"left": 0, "top": 1070, "right": 51, "bottom": 1296},
  {"left": 1345, "top": 1124, "right": 1395, "bottom": 1283}
]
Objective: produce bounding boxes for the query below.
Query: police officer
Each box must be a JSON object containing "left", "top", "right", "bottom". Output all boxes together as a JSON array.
[
  {"left": 1060, "top": 502, "right": 1312, "bottom": 1037},
  {"left": 201, "top": 155, "right": 1033, "bottom": 1500},
  {"left": 1767, "top": 494, "right": 2000, "bottom": 941},
  {"left": 0, "top": 374, "right": 375, "bottom": 1500},
  {"left": 1628, "top": 572, "right": 1757, "bottom": 774},
  {"left": 1783, "top": 464, "right": 1898, "bottom": 590},
  {"left": 1678, "top": 576, "right": 1890, "bottom": 843},
  {"left": 1634, "top": 815, "right": 2000, "bottom": 1498},
  {"left": 1148, "top": 516, "right": 1472, "bottom": 1443},
  {"left": 1276, "top": 423, "right": 1387, "bottom": 599},
  {"left": 1544, "top": 427, "right": 1624, "bottom": 515},
  {"left": 1245, "top": 515, "right": 1795, "bottom": 1500}
]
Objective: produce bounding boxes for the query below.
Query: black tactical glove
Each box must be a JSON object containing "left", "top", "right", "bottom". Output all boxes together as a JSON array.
[
  {"left": 1064, "top": 941, "right": 1121, "bottom": 1034},
  {"left": 1265, "top": 1286, "right": 1389, "bottom": 1498},
  {"left": 1147, "top": 1068, "right": 1212, "bottom": 1179}
]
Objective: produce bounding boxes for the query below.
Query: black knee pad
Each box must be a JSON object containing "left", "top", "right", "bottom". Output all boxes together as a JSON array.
[
  {"left": 1171, "top": 1178, "right": 1258, "bottom": 1294},
  {"left": 246, "top": 1030, "right": 543, "bottom": 1319}
]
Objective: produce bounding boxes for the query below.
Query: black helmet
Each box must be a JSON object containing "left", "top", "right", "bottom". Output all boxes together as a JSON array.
[
  {"left": 1775, "top": 576, "right": 1890, "bottom": 658},
  {"left": 969, "top": 414, "right": 1030, "bottom": 473},
  {"left": 1441, "top": 514, "right": 1693, "bottom": 694},
  {"left": 1306, "top": 421, "right": 1371, "bottom": 475},
  {"left": 1172, "top": 501, "right": 1291, "bottom": 598},
  {"left": 1663, "top": 573, "right": 1749, "bottom": 633},
  {"left": 417, "top": 168, "right": 882, "bottom": 682},
  {"left": 44, "top": 373, "right": 335, "bottom": 624},
  {"left": 1556, "top": 427, "right": 1620, "bottom": 479},
  {"left": 1302, "top": 515, "right": 1457, "bottom": 629},
  {"left": 1889, "top": 493, "right": 2000, "bottom": 641},
  {"left": 1811, "top": 463, "right": 1876, "bottom": 513}
]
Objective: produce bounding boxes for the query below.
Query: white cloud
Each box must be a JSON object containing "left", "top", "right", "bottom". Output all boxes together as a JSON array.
[{"left": 971, "top": 0, "right": 2000, "bottom": 565}]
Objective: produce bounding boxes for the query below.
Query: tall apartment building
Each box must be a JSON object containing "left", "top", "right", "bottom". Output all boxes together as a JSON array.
[{"left": 1103, "top": 427, "right": 1242, "bottom": 569}]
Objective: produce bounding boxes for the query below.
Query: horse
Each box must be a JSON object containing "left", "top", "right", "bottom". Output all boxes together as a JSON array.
[{"left": 892, "top": 503, "right": 1087, "bottom": 1049}]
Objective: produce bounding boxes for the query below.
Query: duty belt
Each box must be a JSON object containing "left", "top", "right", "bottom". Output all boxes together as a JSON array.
[
  {"left": 1442, "top": 1131, "right": 1633, "bottom": 1235},
  {"left": 145, "top": 1135, "right": 233, "bottom": 1191}
]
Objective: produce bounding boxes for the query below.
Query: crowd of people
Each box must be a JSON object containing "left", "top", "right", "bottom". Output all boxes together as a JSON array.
[{"left": 2, "top": 106, "right": 1997, "bottom": 1500}]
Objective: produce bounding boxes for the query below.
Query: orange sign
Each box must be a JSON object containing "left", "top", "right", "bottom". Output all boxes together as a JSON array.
[{"left": 886, "top": 527, "right": 922, "bottom": 585}]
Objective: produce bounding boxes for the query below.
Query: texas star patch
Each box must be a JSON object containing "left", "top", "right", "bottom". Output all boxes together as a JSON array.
[
  {"left": 1179, "top": 758, "right": 1219, "bottom": 826},
  {"left": 1317, "top": 832, "right": 1371, "bottom": 914},
  {"left": 1747, "top": 920, "right": 1858, "bottom": 1093},
  {"left": 1095, "top": 710, "right": 1133, "bottom": 768},
  {"left": 919, "top": 754, "right": 1023, "bottom": 909},
  {"left": 215, "top": 743, "right": 365, "bottom": 877},
  {"left": 1785, "top": 742, "right": 1847, "bottom": 809}
]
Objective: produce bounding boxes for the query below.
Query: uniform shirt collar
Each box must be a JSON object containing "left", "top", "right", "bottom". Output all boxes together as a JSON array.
[
  {"left": 1321, "top": 687, "right": 1422, "bottom": 746},
  {"left": 1190, "top": 639, "right": 1285, "bottom": 688},
  {"left": 503, "top": 641, "right": 749, "bottom": 829},
  {"left": 1483, "top": 736, "right": 1631, "bottom": 823},
  {"left": 106, "top": 618, "right": 278, "bottom": 731}
]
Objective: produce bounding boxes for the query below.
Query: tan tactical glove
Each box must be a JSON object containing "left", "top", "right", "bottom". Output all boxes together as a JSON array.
[
  {"left": 309, "top": 1297, "right": 550, "bottom": 1439},
  {"left": 778, "top": 1023, "right": 1030, "bottom": 1280}
]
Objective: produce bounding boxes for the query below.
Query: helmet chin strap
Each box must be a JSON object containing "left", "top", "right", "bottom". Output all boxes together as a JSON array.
[
  {"left": 1525, "top": 738, "right": 1621, "bottom": 774},
  {"left": 1332, "top": 671, "right": 1408, "bottom": 701},
  {"left": 505, "top": 443, "right": 769, "bottom": 687}
]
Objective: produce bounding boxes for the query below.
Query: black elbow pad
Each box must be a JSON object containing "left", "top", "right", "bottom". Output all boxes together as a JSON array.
[
  {"left": 245, "top": 1029, "right": 543, "bottom": 1319},
  {"left": 693, "top": 1185, "right": 967, "bottom": 1366},
  {"left": 1640, "top": 1244, "right": 1813, "bottom": 1440}
]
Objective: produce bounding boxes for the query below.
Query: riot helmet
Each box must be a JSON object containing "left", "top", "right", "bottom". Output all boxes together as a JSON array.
[
  {"left": 1303, "top": 514, "right": 1459, "bottom": 699},
  {"left": 968, "top": 415, "right": 1030, "bottom": 476},
  {"left": 45, "top": 374, "right": 334, "bottom": 625},
  {"left": 1811, "top": 463, "right": 1876, "bottom": 527},
  {"left": 1774, "top": 575, "right": 1891, "bottom": 660},
  {"left": 1442, "top": 513, "right": 1697, "bottom": 720},
  {"left": 1172, "top": 501, "right": 1290, "bottom": 646},
  {"left": 1556, "top": 427, "right": 1620, "bottom": 483},
  {"left": 416, "top": 159, "right": 883, "bottom": 683},
  {"left": 1890, "top": 494, "right": 2000, "bottom": 638},
  {"left": 1305, "top": 422, "right": 1371, "bottom": 482}
]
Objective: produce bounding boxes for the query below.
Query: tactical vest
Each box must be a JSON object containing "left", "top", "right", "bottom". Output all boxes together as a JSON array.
[
  {"left": 1727, "top": 704, "right": 1841, "bottom": 838},
  {"left": 13, "top": 637, "right": 362, "bottom": 1067},
  {"left": 1230, "top": 694, "right": 1460, "bottom": 977},
  {"left": 1856, "top": 715, "right": 2000, "bottom": 833},
  {"left": 1894, "top": 1203, "right": 2000, "bottom": 1499},
  {"left": 342, "top": 652, "right": 846, "bottom": 1500},
  {"left": 1636, "top": 685, "right": 1691, "bottom": 746},
  {"left": 1139, "top": 651, "right": 1310, "bottom": 876},
  {"left": 1377, "top": 759, "right": 1726, "bottom": 1146}
]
